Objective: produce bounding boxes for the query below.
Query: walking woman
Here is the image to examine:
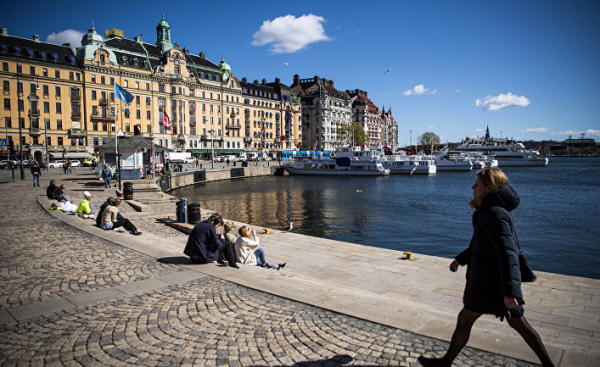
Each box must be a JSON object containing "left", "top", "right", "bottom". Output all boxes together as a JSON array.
[{"left": 418, "top": 168, "right": 554, "bottom": 367}]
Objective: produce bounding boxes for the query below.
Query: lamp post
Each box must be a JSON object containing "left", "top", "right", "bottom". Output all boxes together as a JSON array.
[
  {"left": 209, "top": 122, "right": 214, "bottom": 169},
  {"left": 16, "top": 56, "right": 24, "bottom": 180}
]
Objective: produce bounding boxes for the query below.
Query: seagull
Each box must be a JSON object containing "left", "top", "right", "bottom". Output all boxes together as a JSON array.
[
  {"left": 356, "top": 189, "right": 363, "bottom": 193},
  {"left": 284, "top": 222, "right": 293, "bottom": 231},
  {"left": 383, "top": 68, "right": 392, "bottom": 75},
  {"left": 284, "top": 62, "right": 289, "bottom": 66}
]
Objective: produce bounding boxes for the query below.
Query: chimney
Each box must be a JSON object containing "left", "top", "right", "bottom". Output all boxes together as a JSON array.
[
  {"left": 199, "top": 51, "right": 205, "bottom": 59},
  {"left": 274, "top": 77, "right": 281, "bottom": 84},
  {"left": 0, "top": 28, "right": 7, "bottom": 36},
  {"left": 242, "top": 77, "right": 248, "bottom": 83},
  {"left": 261, "top": 78, "right": 266, "bottom": 85},
  {"left": 293, "top": 74, "right": 300, "bottom": 86},
  {"left": 32, "top": 34, "right": 40, "bottom": 42}
]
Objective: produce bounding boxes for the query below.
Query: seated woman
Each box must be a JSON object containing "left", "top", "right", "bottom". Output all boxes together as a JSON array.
[
  {"left": 99, "top": 198, "right": 142, "bottom": 235},
  {"left": 234, "top": 226, "right": 285, "bottom": 270}
]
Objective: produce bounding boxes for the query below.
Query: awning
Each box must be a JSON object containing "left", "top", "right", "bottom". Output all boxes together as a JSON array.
[
  {"left": 59, "top": 152, "right": 93, "bottom": 159},
  {"left": 189, "top": 149, "right": 245, "bottom": 154}
]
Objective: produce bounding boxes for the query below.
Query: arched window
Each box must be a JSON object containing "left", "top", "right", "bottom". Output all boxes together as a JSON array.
[{"left": 100, "top": 54, "right": 105, "bottom": 63}]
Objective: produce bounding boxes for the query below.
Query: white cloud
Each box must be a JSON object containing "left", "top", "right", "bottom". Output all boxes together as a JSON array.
[
  {"left": 522, "top": 127, "right": 549, "bottom": 134},
  {"left": 45, "top": 29, "right": 84, "bottom": 47},
  {"left": 558, "top": 129, "right": 600, "bottom": 137},
  {"left": 475, "top": 92, "right": 530, "bottom": 111},
  {"left": 251, "top": 14, "right": 330, "bottom": 54},
  {"left": 452, "top": 89, "right": 460, "bottom": 93},
  {"left": 428, "top": 126, "right": 435, "bottom": 130},
  {"left": 402, "top": 84, "right": 436, "bottom": 96}
]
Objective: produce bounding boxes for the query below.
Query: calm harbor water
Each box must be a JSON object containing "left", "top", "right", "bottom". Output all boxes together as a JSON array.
[{"left": 172, "top": 157, "right": 600, "bottom": 279}]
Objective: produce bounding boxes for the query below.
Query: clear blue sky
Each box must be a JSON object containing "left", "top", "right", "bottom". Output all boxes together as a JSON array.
[{"left": 3, "top": 0, "right": 599, "bottom": 145}]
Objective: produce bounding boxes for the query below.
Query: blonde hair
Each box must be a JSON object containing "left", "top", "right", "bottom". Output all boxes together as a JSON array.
[
  {"left": 468, "top": 168, "right": 508, "bottom": 209},
  {"left": 238, "top": 226, "right": 250, "bottom": 239},
  {"left": 224, "top": 222, "right": 235, "bottom": 232}
]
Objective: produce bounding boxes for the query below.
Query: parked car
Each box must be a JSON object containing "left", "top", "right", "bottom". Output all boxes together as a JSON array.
[
  {"left": 48, "top": 160, "right": 65, "bottom": 168},
  {"left": 70, "top": 160, "right": 82, "bottom": 167},
  {"left": 0, "top": 160, "right": 13, "bottom": 169}
]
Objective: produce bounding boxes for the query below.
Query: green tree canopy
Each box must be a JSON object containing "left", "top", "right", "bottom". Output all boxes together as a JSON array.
[{"left": 337, "top": 123, "right": 370, "bottom": 146}]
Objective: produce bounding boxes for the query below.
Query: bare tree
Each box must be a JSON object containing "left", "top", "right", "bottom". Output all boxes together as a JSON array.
[{"left": 419, "top": 132, "right": 441, "bottom": 153}]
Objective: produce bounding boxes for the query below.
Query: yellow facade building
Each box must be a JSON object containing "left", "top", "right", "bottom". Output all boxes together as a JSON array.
[{"left": 0, "top": 16, "right": 302, "bottom": 164}]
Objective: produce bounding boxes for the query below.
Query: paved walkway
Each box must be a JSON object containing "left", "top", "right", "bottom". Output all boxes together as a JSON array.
[{"left": 0, "top": 169, "right": 598, "bottom": 366}]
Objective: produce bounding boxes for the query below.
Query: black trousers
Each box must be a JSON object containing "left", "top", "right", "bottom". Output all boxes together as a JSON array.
[{"left": 112, "top": 218, "right": 137, "bottom": 233}]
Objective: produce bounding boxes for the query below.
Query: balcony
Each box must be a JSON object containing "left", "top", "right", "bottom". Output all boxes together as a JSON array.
[
  {"left": 71, "top": 94, "right": 80, "bottom": 101},
  {"left": 68, "top": 129, "right": 87, "bottom": 139},
  {"left": 226, "top": 124, "right": 241, "bottom": 129},
  {"left": 72, "top": 112, "right": 81, "bottom": 120},
  {"left": 28, "top": 127, "right": 41, "bottom": 136},
  {"left": 28, "top": 109, "right": 40, "bottom": 117},
  {"left": 90, "top": 114, "right": 112, "bottom": 122},
  {"left": 99, "top": 98, "right": 108, "bottom": 106}
]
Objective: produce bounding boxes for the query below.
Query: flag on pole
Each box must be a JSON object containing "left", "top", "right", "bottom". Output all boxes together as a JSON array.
[
  {"left": 163, "top": 112, "right": 172, "bottom": 128},
  {"left": 114, "top": 83, "right": 134, "bottom": 105}
]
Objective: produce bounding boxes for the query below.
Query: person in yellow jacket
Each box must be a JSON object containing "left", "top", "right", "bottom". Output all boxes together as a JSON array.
[{"left": 77, "top": 191, "right": 95, "bottom": 219}]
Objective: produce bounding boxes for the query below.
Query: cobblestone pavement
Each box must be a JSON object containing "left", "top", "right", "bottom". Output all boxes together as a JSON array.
[{"left": 0, "top": 170, "right": 536, "bottom": 366}]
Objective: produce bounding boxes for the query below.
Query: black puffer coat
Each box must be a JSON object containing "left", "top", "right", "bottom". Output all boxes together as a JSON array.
[{"left": 455, "top": 184, "right": 523, "bottom": 315}]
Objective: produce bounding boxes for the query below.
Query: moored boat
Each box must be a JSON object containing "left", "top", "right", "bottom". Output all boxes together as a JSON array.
[
  {"left": 380, "top": 154, "right": 436, "bottom": 174},
  {"left": 456, "top": 142, "right": 549, "bottom": 166},
  {"left": 283, "top": 146, "right": 390, "bottom": 176}
]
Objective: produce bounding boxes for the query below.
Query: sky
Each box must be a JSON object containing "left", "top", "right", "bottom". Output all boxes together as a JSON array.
[{"left": 2, "top": 0, "right": 599, "bottom": 145}]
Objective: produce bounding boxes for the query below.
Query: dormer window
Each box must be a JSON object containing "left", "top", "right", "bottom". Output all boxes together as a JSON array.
[
  {"left": 121, "top": 56, "right": 127, "bottom": 65},
  {"left": 174, "top": 66, "right": 179, "bottom": 74},
  {"left": 100, "top": 54, "right": 105, "bottom": 63},
  {"left": 26, "top": 49, "right": 34, "bottom": 57},
  {"left": 13, "top": 46, "right": 21, "bottom": 55},
  {"left": 133, "top": 58, "right": 139, "bottom": 66}
]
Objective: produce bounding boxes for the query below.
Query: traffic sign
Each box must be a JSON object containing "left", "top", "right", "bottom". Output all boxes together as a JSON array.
[{"left": 0, "top": 139, "right": 7, "bottom": 146}]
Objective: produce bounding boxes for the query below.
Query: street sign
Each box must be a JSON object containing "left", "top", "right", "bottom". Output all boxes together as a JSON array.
[
  {"left": 116, "top": 129, "right": 125, "bottom": 137},
  {"left": 0, "top": 139, "right": 6, "bottom": 146}
]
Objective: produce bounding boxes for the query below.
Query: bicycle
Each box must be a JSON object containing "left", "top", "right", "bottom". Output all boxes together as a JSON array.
[{"left": 62, "top": 166, "right": 74, "bottom": 175}]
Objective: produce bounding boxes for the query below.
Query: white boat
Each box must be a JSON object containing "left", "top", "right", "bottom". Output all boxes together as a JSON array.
[
  {"left": 380, "top": 154, "right": 436, "bottom": 174},
  {"left": 456, "top": 142, "right": 549, "bottom": 166},
  {"left": 433, "top": 149, "right": 473, "bottom": 171},
  {"left": 283, "top": 146, "right": 390, "bottom": 176}
]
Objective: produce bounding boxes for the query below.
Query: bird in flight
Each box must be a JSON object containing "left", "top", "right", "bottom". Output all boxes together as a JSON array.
[
  {"left": 284, "top": 63, "right": 289, "bottom": 66},
  {"left": 383, "top": 68, "right": 392, "bottom": 75}
]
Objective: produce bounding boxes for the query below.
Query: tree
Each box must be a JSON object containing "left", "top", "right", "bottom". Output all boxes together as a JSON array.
[
  {"left": 419, "top": 132, "right": 441, "bottom": 153},
  {"left": 337, "top": 123, "right": 370, "bottom": 147}
]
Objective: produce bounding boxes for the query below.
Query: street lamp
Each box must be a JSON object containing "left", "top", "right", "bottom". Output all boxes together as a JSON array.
[
  {"left": 16, "top": 56, "right": 24, "bottom": 180},
  {"left": 209, "top": 122, "right": 214, "bottom": 169}
]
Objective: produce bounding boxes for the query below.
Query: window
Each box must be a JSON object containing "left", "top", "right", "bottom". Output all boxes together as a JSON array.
[
  {"left": 2, "top": 81, "right": 8, "bottom": 91},
  {"left": 126, "top": 124, "right": 130, "bottom": 132},
  {"left": 43, "top": 85, "right": 48, "bottom": 95},
  {"left": 2, "top": 62, "right": 7, "bottom": 72},
  {"left": 18, "top": 100, "right": 24, "bottom": 111},
  {"left": 58, "top": 137, "right": 63, "bottom": 145},
  {"left": 17, "top": 82, "right": 23, "bottom": 93},
  {"left": 91, "top": 91, "right": 96, "bottom": 100},
  {"left": 135, "top": 96, "right": 140, "bottom": 105},
  {"left": 110, "top": 78, "right": 114, "bottom": 85},
  {"left": 69, "top": 72, "right": 74, "bottom": 80},
  {"left": 30, "top": 84, "right": 36, "bottom": 94},
  {"left": 30, "top": 66, "right": 35, "bottom": 75},
  {"left": 57, "top": 120, "right": 62, "bottom": 130},
  {"left": 91, "top": 75, "right": 96, "bottom": 83},
  {"left": 146, "top": 83, "right": 150, "bottom": 90},
  {"left": 76, "top": 73, "right": 80, "bottom": 81},
  {"left": 100, "top": 54, "right": 105, "bottom": 63},
  {"left": 4, "top": 117, "right": 10, "bottom": 128},
  {"left": 101, "top": 76, "right": 105, "bottom": 84},
  {"left": 135, "top": 82, "right": 139, "bottom": 89},
  {"left": 44, "top": 118, "right": 50, "bottom": 129},
  {"left": 147, "top": 124, "right": 151, "bottom": 133},
  {"left": 55, "top": 70, "right": 60, "bottom": 78},
  {"left": 92, "top": 122, "right": 98, "bottom": 131},
  {"left": 44, "top": 102, "right": 49, "bottom": 113},
  {"left": 146, "top": 111, "right": 151, "bottom": 119},
  {"left": 136, "top": 110, "right": 140, "bottom": 119},
  {"left": 124, "top": 80, "right": 128, "bottom": 87},
  {"left": 71, "top": 88, "right": 79, "bottom": 99},
  {"left": 159, "top": 84, "right": 165, "bottom": 92},
  {"left": 56, "top": 103, "right": 62, "bottom": 113},
  {"left": 55, "top": 86, "right": 61, "bottom": 97},
  {"left": 46, "top": 136, "right": 52, "bottom": 146},
  {"left": 3, "top": 99, "right": 10, "bottom": 110}
]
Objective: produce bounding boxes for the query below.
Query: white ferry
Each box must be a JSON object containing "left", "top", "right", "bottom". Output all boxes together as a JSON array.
[
  {"left": 380, "top": 154, "right": 436, "bottom": 174},
  {"left": 283, "top": 146, "right": 390, "bottom": 176},
  {"left": 456, "top": 142, "right": 549, "bottom": 166}
]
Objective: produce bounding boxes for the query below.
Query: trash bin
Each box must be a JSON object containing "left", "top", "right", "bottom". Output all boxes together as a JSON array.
[
  {"left": 188, "top": 203, "right": 201, "bottom": 224},
  {"left": 123, "top": 182, "right": 133, "bottom": 200},
  {"left": 176, "top": 198, "right": 188, "bottom": 223},
  {"left": 242, "top": 161, "right": 248, "bottom": 167}
]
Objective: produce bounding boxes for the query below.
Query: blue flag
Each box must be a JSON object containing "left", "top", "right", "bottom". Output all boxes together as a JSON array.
[{"left": 114, "top": 83, "right": 134, "bottom": 105}]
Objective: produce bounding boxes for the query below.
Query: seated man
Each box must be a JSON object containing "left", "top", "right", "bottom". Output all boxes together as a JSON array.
[
  {"left": 76, "top": 191, "right": 95, "bottom": 219},
  {"left": 46, "top": 179, "right": 59, "bottom": 200},
  {"left": 184, "top": 215, "right": 225, "bottom": 264},
  {"left": 55, "top": 185, "right": 69, "bottom": 202},
  {"left": 99, "top": 198, "right": 142, "bottom": 235}
]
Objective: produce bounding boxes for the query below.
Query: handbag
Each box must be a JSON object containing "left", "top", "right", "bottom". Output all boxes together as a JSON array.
[
  {"left": 514, "top": 232, "right": 537, "bottom": 282},
  {"left": 518, "top": 251, "right": 537, "bottom": 283}
]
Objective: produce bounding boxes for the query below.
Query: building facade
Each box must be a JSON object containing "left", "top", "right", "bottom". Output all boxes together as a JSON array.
[
  {"left": 347, "top": 89, "right": 398, "bottom": 150},
  {"left": 0, "top": 16, "right": 302, "bottom": 164}
]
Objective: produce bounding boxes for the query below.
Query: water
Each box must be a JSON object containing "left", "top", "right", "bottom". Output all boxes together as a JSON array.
[{"left": 172, "top": 157, "right": 600, "bottom": 279}]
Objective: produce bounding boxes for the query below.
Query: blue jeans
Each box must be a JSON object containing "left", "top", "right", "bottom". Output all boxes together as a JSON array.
[
  {"left": 32, "top": 173, "right": 40, "bottom": 186},
  {"left": 255, "top": 248, "right": 276, "bottom": 269},
  {"left": 103, "top": 177, "right": 111, "bottom": 187},
  {"left": 59, "top": 194, "right": 69, "bottom": 202}
]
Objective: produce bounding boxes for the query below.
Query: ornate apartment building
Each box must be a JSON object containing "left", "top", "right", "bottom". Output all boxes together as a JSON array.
[
  {"left": 0, "top": 16, "right": 302, "bottom": 162},
  {"left": 347, "top": 89, "right": 398, "bottom": 151},
  {"left": 291, "top": 75, "right": 398, "bottom": 152}
]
